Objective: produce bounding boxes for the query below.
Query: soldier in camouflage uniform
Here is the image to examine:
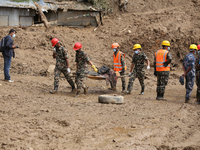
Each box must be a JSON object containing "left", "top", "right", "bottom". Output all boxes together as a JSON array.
[
  {"left": 125, "top": 44, "right": 150, "bottom": 95},
  {"left": 119, "top": 0, "right": 128, "bottom": 12},
  {"left": 73, "top": 42, "right": 98, "bottom": 96},
  {"left": 183, "top": 44, "right": 197, "bottom": 103},
  {"left": 195, "top": 45, "right": 200, "bottom": 104},
  {"left": 50, "top": 38, "right": 75, "bottom": 94},
  {"left": 154, "top": 41, "right": 172, "bottom": 100}
]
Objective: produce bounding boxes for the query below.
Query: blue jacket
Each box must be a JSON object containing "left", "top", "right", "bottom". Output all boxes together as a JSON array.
[{"left": 3, "top": 35, "right": 13, "bottom": 57}]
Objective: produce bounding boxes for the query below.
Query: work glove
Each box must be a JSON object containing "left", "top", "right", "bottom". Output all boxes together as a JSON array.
[
  {"left": 147, "top": 66, "right": 150, "bottom": 70},
  {"left": 129, "top": 72, "right": 132, "bottom": 77},
  {"left": 154, "top": 71, "right": 157, "bottom": 77},
  {"left": 163, "top": 62, "right": 169, "bottom": 67},
  {"left": 67, "top": 68, "right": 71, "bottom": 73},
  {"left": 92, "top": 65, "right": 98, "bottom": 73}
]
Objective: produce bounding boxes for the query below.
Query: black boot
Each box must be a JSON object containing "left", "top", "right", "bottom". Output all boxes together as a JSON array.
[
  {"left": 70, "top": 85, "right": 76, "bottom": 93},
  {"left": 156, "top": 92, "right": 160, "bottom": 100},
  {"left": 50, "top": 86, "right": 58, "bottom": 94},
  {"left": 160, "top": 93, "right": 164, "bottom": 100},
  {"left": 140, "top": 86, "right": 145, "bottom": 95},
  {"left": 196, "top": 91, "right": 200, "bottom": 105},
  {"left": 121, "top": 86, "right": 126, "bottom": 93},
  {"left": 125, "top": 85, "right": 132, "bottom": 95}
]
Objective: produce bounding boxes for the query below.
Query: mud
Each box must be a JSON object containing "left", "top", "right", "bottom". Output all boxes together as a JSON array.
[{"left": 0, "top": 0, "right": 200, "bottom": 149}]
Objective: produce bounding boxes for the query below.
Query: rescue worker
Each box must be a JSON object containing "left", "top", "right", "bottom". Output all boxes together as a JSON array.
[
  {"left": 125, "top": 44, "right": 150, "bottom": 95},
  {"left": 183, "top": 44, "right": 197, "bottom": 103},
  {"left": 119, "top": 0, "right": 128, "bottom": 12},
  {"left": 154, "top": 40, "right": 172, "bottom": 100},
  {"left": 112, "top": 43, "right": 126, "bottom": 92},
  {"left": 195, "top": 44, "right": 200, "bottom": 105},
  {"left": 73, "top": 42, "right": 98, "bottom": 96},
  {"left": 50, "top": 38, "right": 75, "bottom": 94}
]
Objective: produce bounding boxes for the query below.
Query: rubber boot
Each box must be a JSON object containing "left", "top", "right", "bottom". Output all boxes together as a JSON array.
[
  {"left": 125, "top": 85, "right": 131, "bottom": 95},
  {"left": 70, "top": 85, "right": 76, "bottom": 93},
  {"left": 50, "top": 86, "right": 58, "bottom": 94},
  {"left": 121, "top": 86, "right": 126, "bottom": 93},
  {"left": 83, "top": 85, "right": 89, "bottom": 95},
  {"left": 156, "top": 92, "right": 160, "bottom": 100},
  {"left": 75, "top": 90, "right": 80, "bottom": 97},
  {"left": 196, "top": 91, "right": 200, "bottom": 105},
  {"left": 140, "top": 86, "right": 145, "bottom": 95},
  {"left": 160, "top": 93, "right": 164, "bottom": 100}
]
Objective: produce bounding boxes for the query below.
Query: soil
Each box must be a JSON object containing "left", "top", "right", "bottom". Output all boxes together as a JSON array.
[{"left": 0, "top": 0, "right": 200, "bottom": 150}]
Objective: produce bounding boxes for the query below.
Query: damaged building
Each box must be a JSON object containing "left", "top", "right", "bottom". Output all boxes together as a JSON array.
[{"left": 0, "top": 0, "right": 101, "bottom": 27}]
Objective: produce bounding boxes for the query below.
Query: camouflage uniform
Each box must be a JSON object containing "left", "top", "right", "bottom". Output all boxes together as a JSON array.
[
  {"left": 75, "top": 50, "right": 90, "bottom": 91},
  {"left": 119, "top": 0, "right": 128, "bottom": 12},
  {"left": 154, "top": 51, "right": 172, "bottom": 95},
  {"left": 53, "top": 46, "right": 75, "bottom": 88},
  {"left": 183, "top": 52, "right": 196, "bottom": 100},
  {"left": 114, "top": 50, "right": 126, "bottom": 91},
  {"left": 127, "top": 52, "right": 148, "bottom": 93},
  {"left": 195, "top": 53, "right": 200, "bottom": 103}
]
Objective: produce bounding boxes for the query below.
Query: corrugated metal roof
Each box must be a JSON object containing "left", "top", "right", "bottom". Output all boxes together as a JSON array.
[{"left": 0, "top": 0, "right": 99, "bottom": 12}]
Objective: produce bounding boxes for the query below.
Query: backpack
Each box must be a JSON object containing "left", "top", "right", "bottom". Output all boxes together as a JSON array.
[{"left": 0, "top": 37, "right": 5, "bottom": 52}]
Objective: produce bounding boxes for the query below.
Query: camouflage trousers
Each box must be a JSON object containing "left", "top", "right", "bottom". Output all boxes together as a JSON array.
[
  {"left": 75, "top": 73, "right": 86, "bottom": 91},
  {"left": 127, "top": 70, "right": 145, "bottom": 92},
  {"left": 156, "top": 71, "right": 169, "bottom": 94},
  {"left": 196, "top": 71, "right": 200, "bottom": 102},
  {"left": 120, "top": 71, "right": 126, "bottom": 90},
  {"left": 185, "top": 75, "right": 195, "bottom": 99},
  {"left": 54, "top": 66, "right": 75, "bottom": 88}
]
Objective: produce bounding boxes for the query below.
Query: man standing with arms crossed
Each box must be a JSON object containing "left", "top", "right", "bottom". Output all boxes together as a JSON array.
[{"left": 154, "top": 40, "right": 172, "bottom": 100}]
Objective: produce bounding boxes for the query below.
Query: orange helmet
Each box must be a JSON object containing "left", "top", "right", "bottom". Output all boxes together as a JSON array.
[
  {"left": 111, "top": 43, "right": 120, "bottom": 49},
  {"left": 51, "top": 38, "right": 59, "bottom": 47}
]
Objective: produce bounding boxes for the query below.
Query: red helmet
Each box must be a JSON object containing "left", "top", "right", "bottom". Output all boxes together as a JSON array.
[
  {"left": 111, "top": 43, "right": 120, "bottom": 49},
  {"left": 51, "top": 38, "right": 59, "bottom": 47},
  {"left": 73, "top": 42, "right": 82, "bottom": 50},
  {"left": 197, "top": 44, "right": 200, "bottom": 50}
]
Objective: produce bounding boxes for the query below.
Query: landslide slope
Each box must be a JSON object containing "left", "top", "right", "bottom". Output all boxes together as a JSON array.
[{"left": 0, "top": 0, "right": 199, "bottom": 75}]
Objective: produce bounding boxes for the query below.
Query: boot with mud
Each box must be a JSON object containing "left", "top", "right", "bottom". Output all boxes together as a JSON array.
[
  {"left": 83, "top": 85, "right": 89, "bottom": 95},
  {"left": 75, "top": 90, "right": 80, "bottom": 97},
  {"left": 196, "top": 90, "right": 200, "bottom": 105},
  {"left": 156, "top": 92, "right": 161, "bottom": 100},
  {"left": 185, "top": 97, "right": 190, "bottom": 103},
  {"left": 125, "top": 85, "right": 132, "bottom": 95},
  {"left": 159, "top": 93, "right": 165, "bottom": 100},
  {"left": 50, "top": 86, "right": 58, "bottom": 94},
  {"left": 140, "top": 85, "right": 145, "bottom": 95},
  {"left": 70, "top": 85, "right": 76, "bottom": 93},
  {"left": 121, "top": 86, "right": 126, "bottom": 93}
]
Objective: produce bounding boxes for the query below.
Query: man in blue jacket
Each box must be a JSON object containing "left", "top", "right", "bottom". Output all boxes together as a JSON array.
[{"left": 3, "top": 29, "right": 18, "bottom": 82}]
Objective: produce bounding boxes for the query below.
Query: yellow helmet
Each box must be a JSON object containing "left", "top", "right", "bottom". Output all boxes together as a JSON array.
[
  {"left": 133, "top": 44, "right": 141, "bottom": 50},
  {"left": 189, "top": 44, "right": 197, "bottom": 50},
  {"left": 162, "top": 40, "right": 170, "bottom": 47}
]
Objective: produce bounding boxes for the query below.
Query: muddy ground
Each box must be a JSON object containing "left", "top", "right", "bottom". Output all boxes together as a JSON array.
[{"left": 0, "top": 0, "right": 200, "bottom": 149}]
